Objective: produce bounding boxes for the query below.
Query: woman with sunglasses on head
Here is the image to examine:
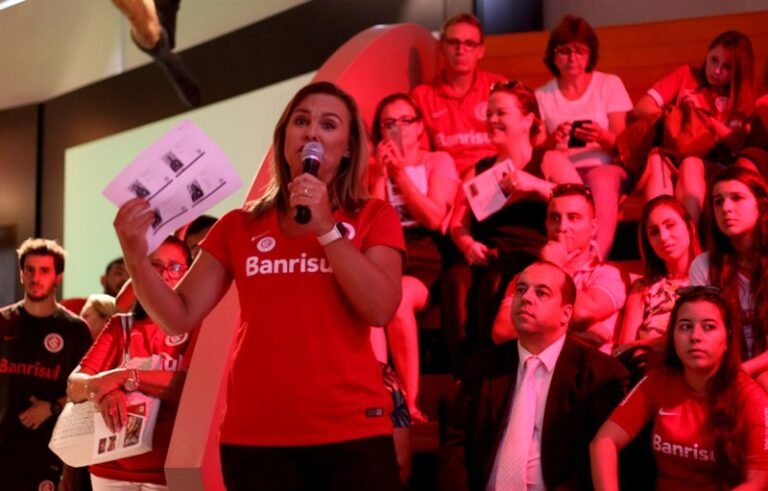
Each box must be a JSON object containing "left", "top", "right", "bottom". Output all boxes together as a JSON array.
[
  {"left": 67, "top": 236, "right": 196, "bottom": 491},
  {"left": 636, "top": 31, "right": 755, "bottom": 225},
  {"left": 617, "top": 196, "right": 700, "bottom": 350},
  {"left": 112, "top": 82, "right": 405, "bottom": 490},
  {"left": 591, "top": 287, "right": 768, "bottom": 490},
  {"left": 369, "top": 93, "right": 459, "bottom": 422},
  {"left": 689, "top": 167, "right": 768, "bottom": 387},
  {"left": 536, "top": 15, "right": 633, "bottom": 259},
  {"left": 447, "top": 80, "right": 580, "bottom": 358}
]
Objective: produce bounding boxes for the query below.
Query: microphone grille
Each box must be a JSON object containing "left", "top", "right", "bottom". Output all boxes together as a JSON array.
[{"left": 301, "top": 142, "right": 324, "bottom": 161}]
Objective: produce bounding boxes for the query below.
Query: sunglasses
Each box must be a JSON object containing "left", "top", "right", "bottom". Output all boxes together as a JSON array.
[
  {"left": 550, "top": 183, "right": 593, "bottom": 199},
  {"left": 490, "top": 79, "right": 524, "bottom": 93}
]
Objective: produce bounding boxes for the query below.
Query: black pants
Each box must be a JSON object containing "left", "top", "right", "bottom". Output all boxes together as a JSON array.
[{"left": 220, "top": 435, "right": 402, "bottom": 491}]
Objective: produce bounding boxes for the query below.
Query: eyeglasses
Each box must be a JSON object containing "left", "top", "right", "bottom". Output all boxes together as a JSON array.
[
  {"left": 550, "top": 183, "right": 593, "bottom": 199},
  {"left": 150, "top": 261, "right": 188, "bottom": 279},
  {"left": 442, "top": 37, "right": 482, "bottom": 50},
  {"left": 490, "top": 79, "right": 524, "bottom": 93},
  {"left": 381, "top": 116, "right": 419, "bottom": 130},
  {"left": 554, "top": 45, "right": 590, "bottom": 57},
  {"left": 675, "top": 285, "right": 722, "bottom": 297}
]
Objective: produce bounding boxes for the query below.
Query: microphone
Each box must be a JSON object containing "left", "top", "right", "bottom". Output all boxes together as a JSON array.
[{"left": 295, "top": 142, "right": 324, "bottom": 224}]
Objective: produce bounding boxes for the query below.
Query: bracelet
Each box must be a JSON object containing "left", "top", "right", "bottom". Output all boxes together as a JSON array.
[{"left": 316, "top": 222, "right": 347, "bottom": 246}]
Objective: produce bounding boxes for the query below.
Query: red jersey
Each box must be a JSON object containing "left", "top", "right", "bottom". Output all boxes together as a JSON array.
[
  {"left": 80, "top": 314, "right": 198, "bottom": 485},
  {"left": 411, "top": 69, "right": 505, "bottom": 177},
  {"left": 610, "top": 370, "right": 768, "bottom": 490},
  {"left": 648, "top": 65, "right": 743, "bottom": 127},
  {"left": 201, "top": 199, "right": 405, "bottom": 446}
]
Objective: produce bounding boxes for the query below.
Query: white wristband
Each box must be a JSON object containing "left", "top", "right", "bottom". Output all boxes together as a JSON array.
[{"left": 317, "top": 223, "right": 346, "bottom": 246}]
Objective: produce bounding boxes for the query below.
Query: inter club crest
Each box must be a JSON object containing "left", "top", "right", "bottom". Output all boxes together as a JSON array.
[{"left": 43, "top": 333, "right": 64, "bottom": 353}]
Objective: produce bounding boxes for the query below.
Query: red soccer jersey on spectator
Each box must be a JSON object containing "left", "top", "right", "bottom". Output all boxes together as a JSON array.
[
  {"left": 610, "top": 369, "right": 768, "bottom": 490},
  {"left": 80, "top": 314, "right": 198, "bottom": 485},
  {"left": 411, "top": 70, "right": 505, "bottom": 177},
  {"left": 201, "top": 199, "right": 405, "bottom": 446},
  {"left": 648, "top": 65, "right": 742, "bottom": 126}
]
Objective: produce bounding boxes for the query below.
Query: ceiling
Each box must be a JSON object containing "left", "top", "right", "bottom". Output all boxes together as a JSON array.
[{"left": 0, "top": 0, "right": 309, "bottom": 110}]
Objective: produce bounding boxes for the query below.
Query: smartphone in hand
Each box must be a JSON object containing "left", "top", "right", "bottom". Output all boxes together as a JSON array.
[
  {"left": 387, "top": 125, "right": 404, "bottom": 155},
  {"left": 568, "top": 120, "right": 592, "bottom": 148}
]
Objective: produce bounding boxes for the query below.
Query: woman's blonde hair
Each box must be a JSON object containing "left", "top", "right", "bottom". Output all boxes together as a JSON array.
[
  {"left": 247, "top": 81, "right": 370, "bottom": 216},
  {"left": 80, "top": 294, "right": 117, "bottom": 320}
]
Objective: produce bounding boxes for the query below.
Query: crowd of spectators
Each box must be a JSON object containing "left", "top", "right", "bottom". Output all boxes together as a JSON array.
[{"left": 3, "top": 8, "right": 768, "bottom": 490}]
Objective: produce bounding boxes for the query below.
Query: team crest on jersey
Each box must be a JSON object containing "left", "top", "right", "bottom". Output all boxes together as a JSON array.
[
  {"left": 43, "top": 333, "right": 64, "bottom": 353},
  {"left": 474, "top": 101, "right": 489, "bottom": 122},
  {"left": 256, "top": 236, "right": 276, "bottom": 253},
  {"left": 165, "top": 333, "right": 189, "bottom": 346},
  {"left": 342, "top": 222, "right": 356, "bottom": 240},
  {"left": 38, "top": 480, "right": 55, "bottom": 491}
]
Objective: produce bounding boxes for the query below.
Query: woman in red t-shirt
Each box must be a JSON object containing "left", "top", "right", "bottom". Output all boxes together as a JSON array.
[
  {"left": 636, "top": 31, "right": 756, "bottom": 225},
  {"left": 113, "top": 82, "right": 405, "bottom": 490},
  {"left": 67, "top": 236, "right": 194, "bottom": 490},
  {"left": 591, "top": 287, "right": 768, "bottom": 490}
]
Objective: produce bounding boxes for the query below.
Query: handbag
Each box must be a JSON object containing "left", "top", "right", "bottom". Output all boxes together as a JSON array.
[
  {"left": 660, "top": 102, "right": 718, "bottom": 159},
  {"left": 616, "top": 112, "right": 663, "bottom": 177},
  {"left": 49, "top": 315, "right": 161, "bottom": 467}
]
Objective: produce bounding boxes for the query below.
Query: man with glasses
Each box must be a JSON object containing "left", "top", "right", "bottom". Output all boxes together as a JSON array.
[
  {"left": 411, "top": 13, "right": 504, "bottom": 179},
  {"left": 493, "top": 184, "right": 627, "bottom": 353},
  {"left": 0, "top": 238, "right": 92, "bottom": 490}
]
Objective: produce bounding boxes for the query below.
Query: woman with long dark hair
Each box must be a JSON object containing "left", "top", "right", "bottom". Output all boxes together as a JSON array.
[
  {"left": 113, "top": 81, "right": 405, "bottom": 489},
  {"left": 689, "top": 167, "right": 768, "bottom": 384},
  {"left": 636, "top": 31, "right": 755, "bottom": 224},
  {"left": 617, "top": 195, "right": 700, "bottom": 347},
  {"left": 591, "top": 287, "right": 768, "bottom": 490}
]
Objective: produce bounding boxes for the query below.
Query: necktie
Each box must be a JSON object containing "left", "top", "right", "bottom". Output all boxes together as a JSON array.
[{"left": 488, "top": 356, "right": 541, "bottom": 490}]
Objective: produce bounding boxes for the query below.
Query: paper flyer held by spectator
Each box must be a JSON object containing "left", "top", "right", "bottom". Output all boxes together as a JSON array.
[
  {"left": 462, "top": 158, "right": 515, "bottom": 222},
  {"left": 103, "top": 120, "right": 242, "bottom": 253}
]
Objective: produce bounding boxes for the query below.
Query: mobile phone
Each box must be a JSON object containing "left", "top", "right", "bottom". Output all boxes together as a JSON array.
[
  {"left": 568, "top": 120, "right": 592, "bottom": 148},
  {"left": 387, "top": 125, "right": 404, "bottom": 155}
]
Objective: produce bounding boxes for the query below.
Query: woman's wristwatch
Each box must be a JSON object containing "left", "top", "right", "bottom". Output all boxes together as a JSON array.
[
  {"left": 316, "top": 222, "right": 347, "bottom": 246},
  {"left": 124, "top": 369, "right": 140, "bottom": 392}
]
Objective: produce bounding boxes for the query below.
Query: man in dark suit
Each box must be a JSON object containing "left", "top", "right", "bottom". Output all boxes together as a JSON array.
[{"left": 438, "top": 261, "right": 628, "bottom": 490}]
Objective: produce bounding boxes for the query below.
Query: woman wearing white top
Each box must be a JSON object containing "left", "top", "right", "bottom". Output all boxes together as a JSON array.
[{"left": 535, "top": 15, "right": 633, "bottom": 259}]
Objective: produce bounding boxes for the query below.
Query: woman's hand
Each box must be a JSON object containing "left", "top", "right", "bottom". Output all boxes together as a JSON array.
[
  {"left": 572, "top": 121, "right": 603, "bottom": 144},
  {"left": 376, "top": 140, "right": 407, "bottom": 180},
  {"left": 113, "top": 198, "right": 155, "bottom": 264},
  {"left": 463, "top": 241, "right": 492, "bottom": 267},
  {"left": 86, "top": 369, "right": 127, "bottom": 403},
  {"left": 554, "top": 122, "right": 572, "bottom": 150},
  {"left": 98, "top": 390, "right": 128, "bottom": 433},
  {"left": 288, "top": 173, "right": 335, "bottom": 235}
]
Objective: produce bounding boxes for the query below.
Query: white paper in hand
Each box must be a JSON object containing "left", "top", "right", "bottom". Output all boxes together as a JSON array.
[
  {"left": 462, "top": 158, "right": 515, "bottom": 222},
  {"left": 102, "top": 120, "right": 242, "bottom": 253}
]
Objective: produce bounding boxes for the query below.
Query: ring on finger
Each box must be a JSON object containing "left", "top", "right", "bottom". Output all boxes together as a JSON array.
[
  {"left": 108, "top": 407, "right": 117, "bottom": 416},
  {"left": 303, "top": 187, "right": 309, "bottom": 196}
]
